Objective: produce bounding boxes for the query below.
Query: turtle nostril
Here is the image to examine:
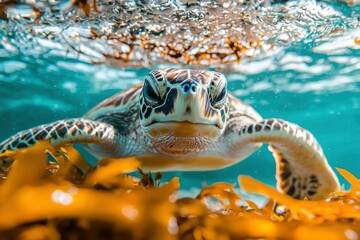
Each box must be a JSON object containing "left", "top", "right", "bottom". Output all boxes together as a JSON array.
[
  {"left": 182, "top": 82, "right": 198, "bottom": 94},
  {"left": 191, "top": 85, "right": 197, "bottom": 92},
  {"left": 183, "top": 84, "right": 189, "bottom": 93}
]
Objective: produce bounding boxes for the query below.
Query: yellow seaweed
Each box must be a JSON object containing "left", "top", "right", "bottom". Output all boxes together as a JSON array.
[
  {"left": 197, "top": 183, "right": 241, "bottom": 210},
  {"left": 1, "top": 142, "right": 360, "bottom": 240},
  {"left": 239, "top": 175, "right": 360, "bottom": 222},
  {"left": 59, "top": 145, "right": 92, "bottom": 174},
  {"left": 86, "top": 157, "right": 140, "bottom": 186}
]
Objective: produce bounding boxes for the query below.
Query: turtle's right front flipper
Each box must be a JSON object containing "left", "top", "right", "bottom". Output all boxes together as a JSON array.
[
  {"left": 226, "top": 118, "right": 340, "bottom": 200},
  {"left": 0, "top": 118, "right": 117, "bottom": 157}
]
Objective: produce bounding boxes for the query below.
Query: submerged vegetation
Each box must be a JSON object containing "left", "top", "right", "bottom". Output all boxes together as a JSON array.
[{"left": 0, "top": 142, "right": 360, "bottom": 240}]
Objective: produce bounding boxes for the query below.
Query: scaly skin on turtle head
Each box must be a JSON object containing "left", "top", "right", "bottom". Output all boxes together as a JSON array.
[{"left": 138, "top": 68, "right": 230, "bottom": 156}]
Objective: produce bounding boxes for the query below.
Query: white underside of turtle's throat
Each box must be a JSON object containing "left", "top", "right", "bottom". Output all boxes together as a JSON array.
[
  {"left": 144, "top": 121, "right": 221, "bottom": 139},
  {"left": 144, "top": 121, "right": 222, "bottom": 157}
]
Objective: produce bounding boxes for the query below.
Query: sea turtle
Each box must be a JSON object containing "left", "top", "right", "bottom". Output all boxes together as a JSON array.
[{"left": 0, "top": 68, "right": 340, "bottom": 200}]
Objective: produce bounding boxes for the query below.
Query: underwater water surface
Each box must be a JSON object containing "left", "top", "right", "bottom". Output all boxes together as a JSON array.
[{"left": 0, "top": 0, "right": 359, "bottom": 192}]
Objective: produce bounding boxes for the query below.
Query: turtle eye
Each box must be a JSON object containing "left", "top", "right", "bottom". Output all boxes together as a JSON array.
[
  {"left": 211, "top": 87, "right": 227, "bottom": 108},
  {"left": 143, "top": 80, "right": 161, "bottom": 105}
]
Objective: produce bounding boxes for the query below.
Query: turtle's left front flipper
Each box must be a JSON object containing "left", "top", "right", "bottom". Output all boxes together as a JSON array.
[
  {"left": 229, "top": 118, "right": 340, "bottom": 200},
  {"left": 0, "top": 118, "right": 117, "bottom": 162}
]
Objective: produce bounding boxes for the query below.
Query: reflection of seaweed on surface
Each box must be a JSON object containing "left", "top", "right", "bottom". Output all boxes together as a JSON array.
[
  {"left": 0, "top": 142, "right": 360, "bottom": 240},
  {"left": 1, "top": 1, "right": 357, "bottom": 69}
]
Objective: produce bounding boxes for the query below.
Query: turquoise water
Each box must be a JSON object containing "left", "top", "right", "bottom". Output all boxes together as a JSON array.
[{"left": 0, "top": 0, "right": 359, "bottom": 190}]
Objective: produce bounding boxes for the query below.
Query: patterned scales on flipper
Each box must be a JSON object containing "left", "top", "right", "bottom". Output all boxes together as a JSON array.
[
  {"left": 270, "top": 148, "right": 322, "bottom": 200},
  {"left": 0, "top": 119, "right": 116, "bottom": 162},
  {"left": 234, "top": 118, "right": 340, "bottom": 200}
]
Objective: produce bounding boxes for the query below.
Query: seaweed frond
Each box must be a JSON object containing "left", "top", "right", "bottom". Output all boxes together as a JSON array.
[{"left": 1, "top": 142, "right": 360, "bottom": 240}]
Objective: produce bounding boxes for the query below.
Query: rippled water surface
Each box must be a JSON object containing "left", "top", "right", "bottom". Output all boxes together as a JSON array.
[{"left": 0, "top": 0, "right": 359, "bottom": 190}]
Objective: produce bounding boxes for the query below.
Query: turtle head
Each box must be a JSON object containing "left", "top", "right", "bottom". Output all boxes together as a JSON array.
[{"left": 139, "top": 68, "right": 229, "bottom": 157}]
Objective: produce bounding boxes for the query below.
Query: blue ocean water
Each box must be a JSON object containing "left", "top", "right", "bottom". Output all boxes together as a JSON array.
[{"left": 0, "top": 0, "right": 359, "bottom": 191}]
